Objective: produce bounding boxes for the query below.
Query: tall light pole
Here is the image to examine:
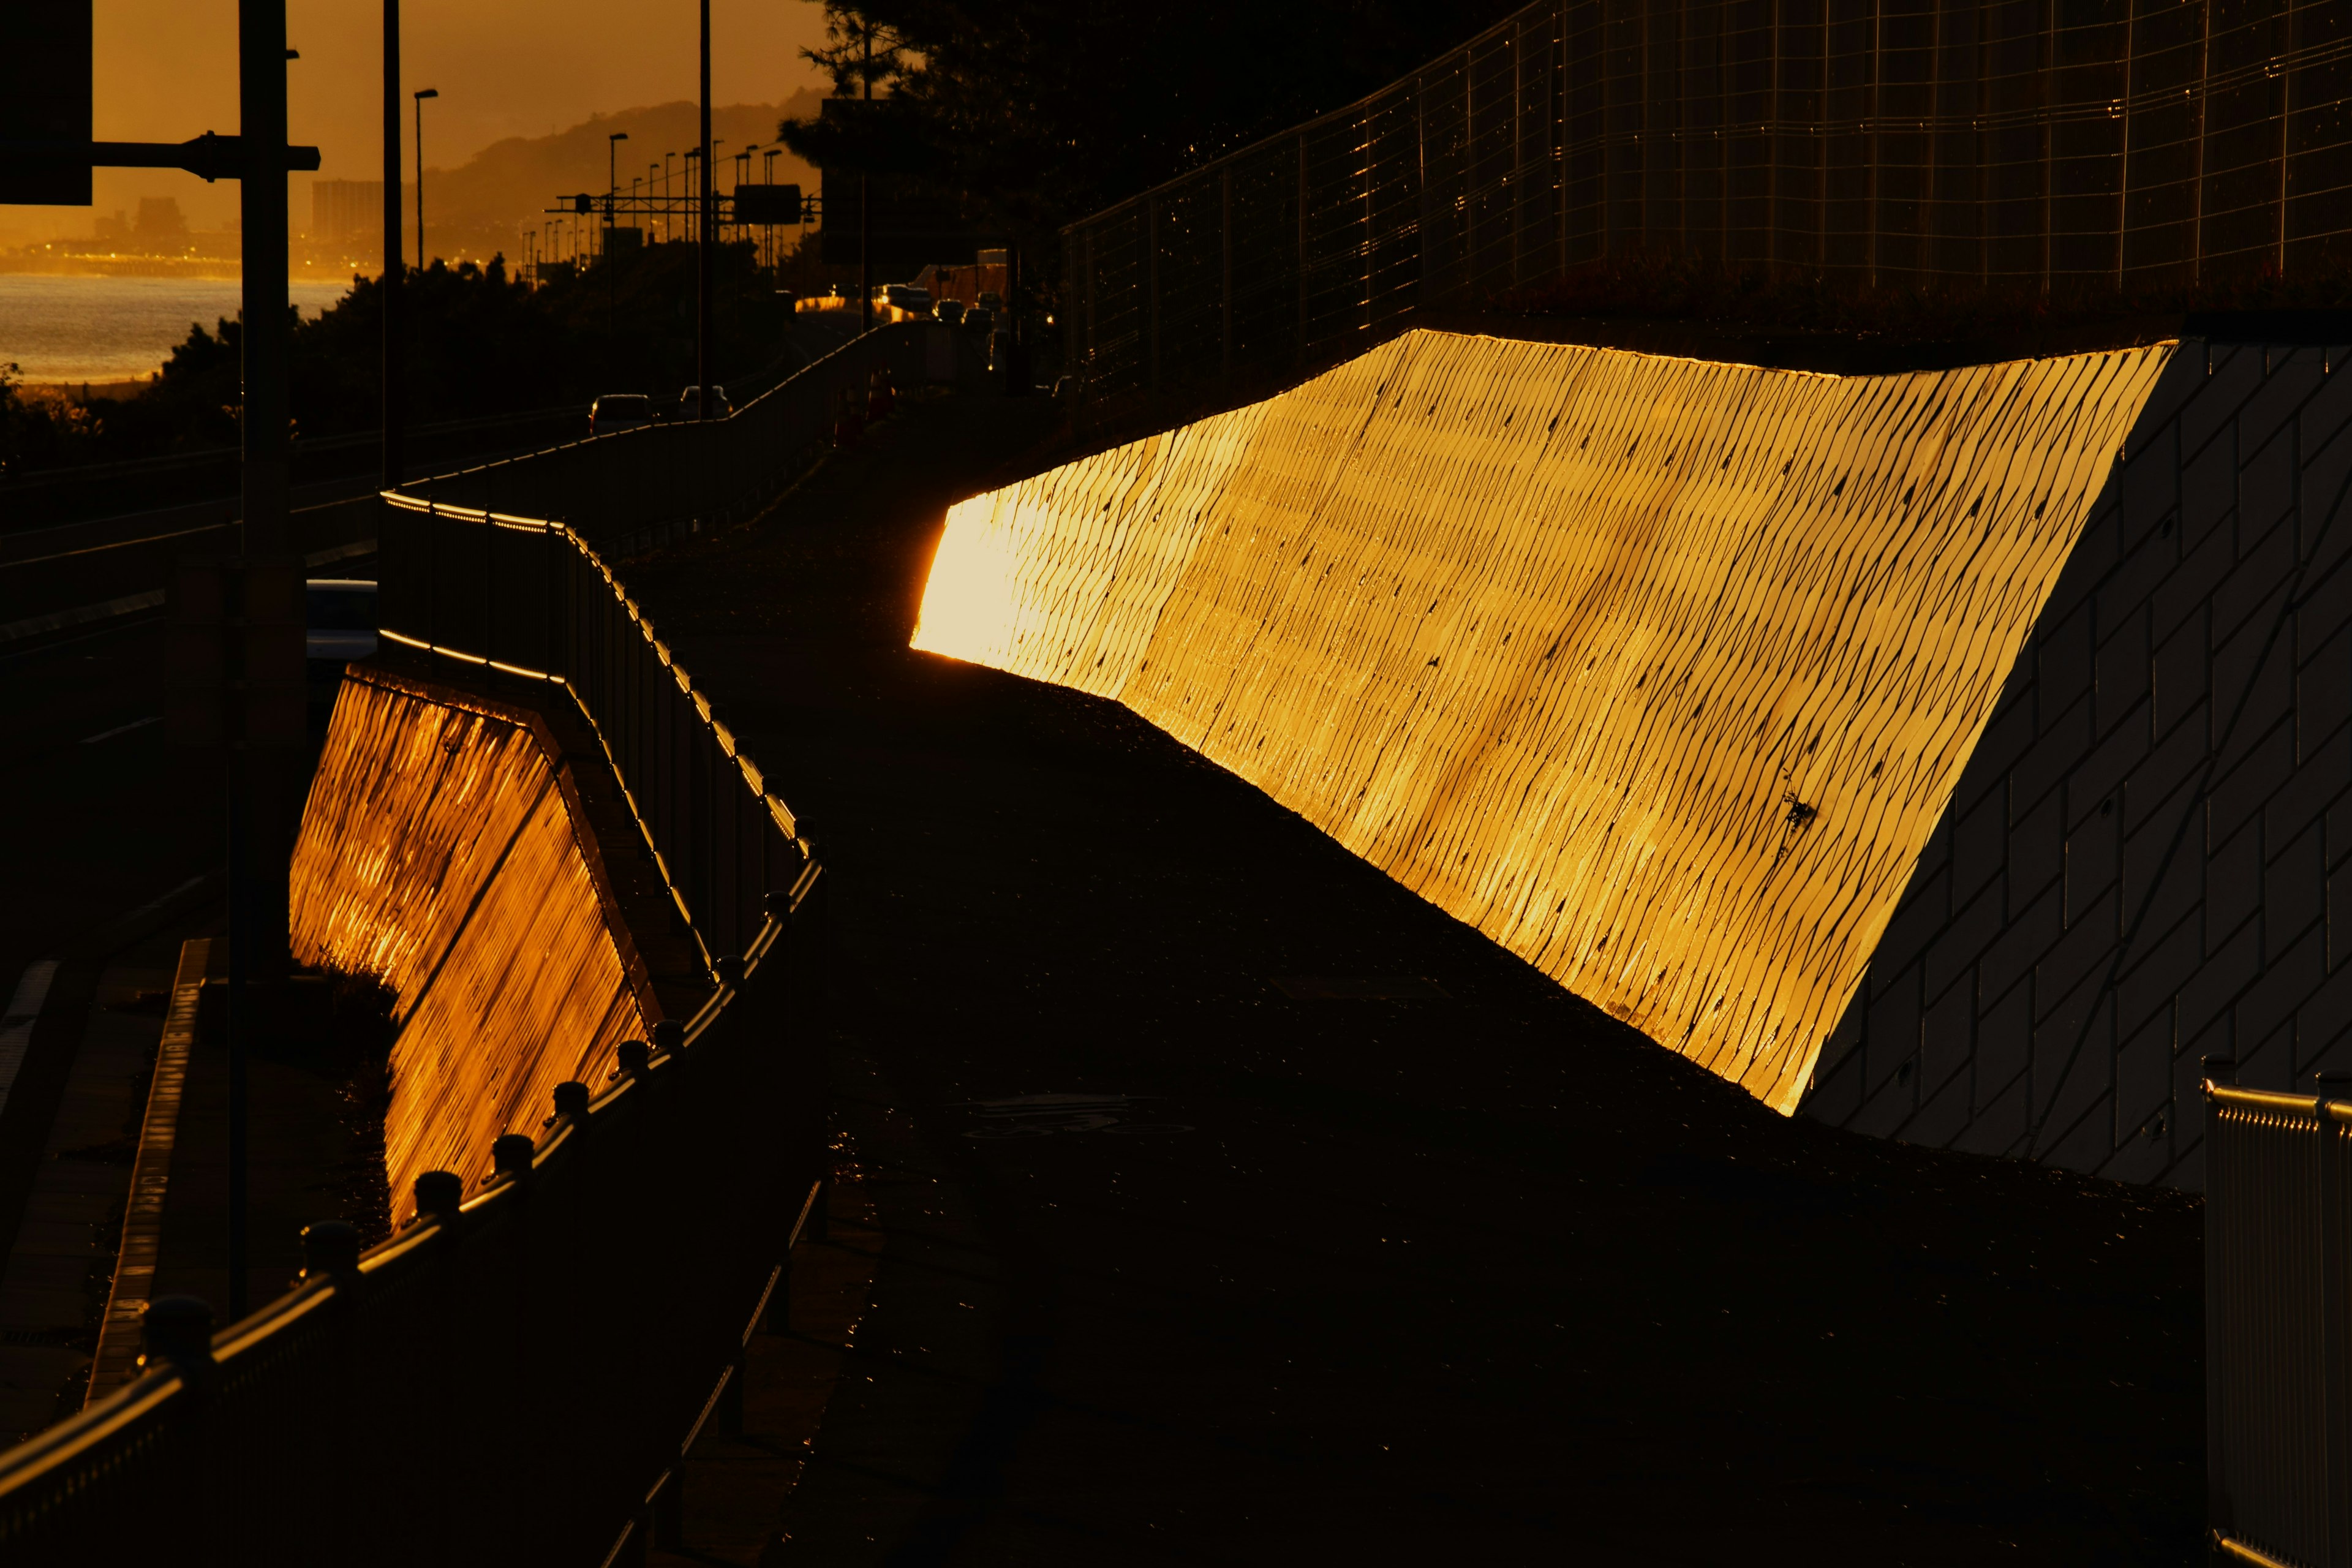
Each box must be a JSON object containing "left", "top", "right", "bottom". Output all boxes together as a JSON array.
[
  {"left": 608, "top": 129, "right": 628, "bottom": 246},
  {"left": 858, "top": 20, "right": 872, "bottom": 335},
  {"left": 229, "top": 0, "right": 303, "bottom": 1328},
  {"left": 698, "top": 0, "right": 711, "bottom": 422},
  {"left": 412, "top": 86, "right": 437, "bottom": 271},
  {"left": 383, "top": 0, "right": 404, "bottom": 491},
  {"left": 763, "top": 147, "right": 780, "bottom": 270}
]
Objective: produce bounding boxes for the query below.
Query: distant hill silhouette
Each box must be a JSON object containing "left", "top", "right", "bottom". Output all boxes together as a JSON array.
[{"left": 421, "top": 94, "right": 824, "bottom": 263}]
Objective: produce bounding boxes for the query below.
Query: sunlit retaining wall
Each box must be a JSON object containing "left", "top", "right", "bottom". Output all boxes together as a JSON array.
[
  {"left": 916, "top": 327, "right": 2352, "bottom": 1186},
  {"left": 291, "top": 669, "right": 654, "bottom": 1205}
]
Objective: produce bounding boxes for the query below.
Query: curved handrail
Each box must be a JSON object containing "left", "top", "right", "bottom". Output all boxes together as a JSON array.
[{"left": 0, "top": 423, "right": 836, "bottom": 1560}]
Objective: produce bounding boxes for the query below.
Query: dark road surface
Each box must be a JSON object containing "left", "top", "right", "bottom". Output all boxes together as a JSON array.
[{"left": 622, "top": 392, "right": 2204, "bottom": 1565}]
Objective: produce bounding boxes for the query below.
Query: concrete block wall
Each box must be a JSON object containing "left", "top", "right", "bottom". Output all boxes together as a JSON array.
[{"left": 1801, "top": 344, "right": 2352, "bottom": 1187}]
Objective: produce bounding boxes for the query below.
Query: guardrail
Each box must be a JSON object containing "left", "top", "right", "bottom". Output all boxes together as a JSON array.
[
  {"left": 0, "top": 875, "right": 825, "bottom": 1566},
  {"left": 398, "top": 318, "right": 987, "bottom": 555},
  {"left": 0, "top": 323, "right": 944, "bottom": 1563},
  {"left": 2206, "top": 1068, "right": 2352, "bottom": 1568},
  {"left": 374, "top": 497, "right": 799, "bottom": 970}
]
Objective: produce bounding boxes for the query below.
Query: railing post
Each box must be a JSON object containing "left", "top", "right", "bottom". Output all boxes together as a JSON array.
[
  {"left": 654, "top": 1470, "right": 684, "bottom": 1548},
  {"left": 2323, "top": 1072, "right": 2352, "bottom": 1563},
  {"left": 718, "top": 1350, "right": 747, "bottom": 1438},
  {"left": 2204, "top": 1057, "right": 2236, "bottom": 1545}
]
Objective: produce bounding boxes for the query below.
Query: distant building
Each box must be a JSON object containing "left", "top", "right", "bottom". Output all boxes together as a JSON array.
[
  {"left": 134, "top": 197, "right": 187, "bottom": 247},
  {"left": 311, "top": 179, "right": 408, "bottom": 245}
]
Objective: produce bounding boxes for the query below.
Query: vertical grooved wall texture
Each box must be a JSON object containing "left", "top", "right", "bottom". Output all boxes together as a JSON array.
[
  {"left": 914, "top": 329, "right": 2174, "bottom": 1117},
  {"left": 289, "top": 676, "right": 650, "bottom": 1209}
]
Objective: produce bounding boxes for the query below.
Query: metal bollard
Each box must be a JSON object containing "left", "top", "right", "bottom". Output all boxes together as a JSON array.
[
  {"left": 718, "top": 1349, "right": 747, "bottom": 1438},
  {"left": 614, "top": 1039, "right": 651, "bottom": 1079},
  {"left": 714, "top": 954, "right": 745, "bottom": 990},
  {"left": 649, "top": 1018, "right": 684, "bottom": 1055},
  {"left": 300, "top": 1220, "right": 360, "bottom": 1283},
  {"left": 138, "top": 1294, "right": 214, "bottom": 1377},
  {"left": 491, "top": 1133, "right": 535, "bottom": 1180},
  {"left": 761, "top": 1252, "right": 791, "bottom": 1336},
  {"left": 653, "top": 1470, "right": 684, "bottom": 1548},
  {"left": 413, "top": 1170, "right": 463, "bottom": 1228},
  {"left": 551, "top": 1079, "right": 591, "bottom": 1125}
]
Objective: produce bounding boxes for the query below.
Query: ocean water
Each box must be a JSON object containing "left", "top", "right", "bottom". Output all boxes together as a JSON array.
[{"left": 0, "top": 274, "right": 350, "bottom": 385}]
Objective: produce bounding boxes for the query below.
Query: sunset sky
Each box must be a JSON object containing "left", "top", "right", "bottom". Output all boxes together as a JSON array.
[{"left": 2, "top": 0, "right": 830, "bottom": 241}]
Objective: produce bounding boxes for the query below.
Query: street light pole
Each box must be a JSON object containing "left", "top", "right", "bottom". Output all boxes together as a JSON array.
[
  {"left": 698, "top": 0, "right": 711, "bottom": 423},
  {"left": 233, "top": 0, "right": 301, "bottom": 1325},
  {"left": 412, "top": 86, "right": 437, "bottom": 270},
  {"left": 859, "top": 20, "right": 872, "bottom": 335},
  {"left": 382, "top": 0, "right": 403, "bottom": 491}
]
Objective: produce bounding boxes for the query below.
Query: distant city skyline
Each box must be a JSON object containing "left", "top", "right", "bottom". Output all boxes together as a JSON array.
[{"left": 0, "top": 0, "right": 828, "bottom": 244}]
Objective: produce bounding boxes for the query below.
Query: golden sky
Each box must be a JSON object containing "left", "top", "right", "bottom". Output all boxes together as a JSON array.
[{"left": 3, "top": 0, "right": 828, "bottom": 239}]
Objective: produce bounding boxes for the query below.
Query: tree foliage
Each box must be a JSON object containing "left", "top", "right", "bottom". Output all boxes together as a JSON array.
[{"left": 777, "top": 0, "right": 1522, "bottom": 247}]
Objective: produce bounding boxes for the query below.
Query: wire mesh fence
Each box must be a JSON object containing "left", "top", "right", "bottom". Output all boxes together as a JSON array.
[{"left": 1066, "top": 0, "right": 2352, "bottom": 410}]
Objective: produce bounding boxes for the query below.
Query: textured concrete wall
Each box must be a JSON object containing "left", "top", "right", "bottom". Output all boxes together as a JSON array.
[
  {"left": 1803, "top": 345, "right": 2352, "bottom": 1186},
  {"left": 290, "top": 670, "right": 650, "bottom": 1206},
  {"left": 916, "top": 329, "right": 2173, "bottom": 1116}
]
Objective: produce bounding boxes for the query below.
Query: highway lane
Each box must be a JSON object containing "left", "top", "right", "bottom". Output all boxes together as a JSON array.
[{"left": 1, "top": 315, "right": 873, "bottom": 635}]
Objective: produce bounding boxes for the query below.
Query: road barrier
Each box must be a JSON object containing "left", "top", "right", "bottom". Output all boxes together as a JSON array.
[
  {"left": 2206, "top": 1068, "right": 2352, "bottom": 1567},
  {"left": 396, "top": 319, "right": 987, "bottom": 555},
  {"left": 0, "top": 315, "right": 932, "bottom": 1568}
]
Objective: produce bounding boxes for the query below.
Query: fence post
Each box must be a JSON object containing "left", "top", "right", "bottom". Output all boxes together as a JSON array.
[
  {"left": 1867, "top": 0, "right": 1882, "bottom": 288},
  {"left": 2193, "top": 0, "right": 2211, "bottom": 285},
  {"left": 2278, "top": 0, "right": 2296, "bottom": 277},
  {"left": 2117, "top": 0, "right": 2134, "bottom": 289},
  {"left": 2324, "top": 1072, "right": 2352, "bottom": 1561},
  {"left": 1363, "top": 108, "right": 1375, "bottom": 330},
  {"left": 2204, "top": 1065, "right": 2233, "bottom": 1542},
  {"left": 1768, "top": 0, "right": 1782, "bottom": 276},
  {"left": 1221, "top": 167, "right": 1234, "bottom": 384},
  {"left": 1148, "top": 192, "right": 1161, "bottom": 392},
  {"left": 1296, "top": 135, "right": 1309, "bottom": 365},
  {"left": 2040, "top": 0, "right": 2053, "bottom": 294},
  {"left": 1415, "top": 74, "right": 1430, "bottom": 304}
]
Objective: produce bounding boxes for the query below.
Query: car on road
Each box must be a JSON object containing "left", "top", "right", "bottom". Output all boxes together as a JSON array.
[
  {"left": 874, "top": 283, "right": 932, "bottom": 315},
  {"left": 676, "top": 385, "right": 732, "bottom": 421},
  {"left": 306, "top": 577, "right": 378, "bottom": 729},
  {"left": 589, "top": 393, "right": 655, "bottom": 435}
]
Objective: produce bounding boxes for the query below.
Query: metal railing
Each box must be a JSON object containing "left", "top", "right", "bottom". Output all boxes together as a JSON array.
[
  {"left": 374, "top": 499, "right": 797, "bottom": 970},
  {"left": 0, "top": 777, "right": 828, "bottom": 1566},
  {"left": 2206, "top": 1069, "right": 2352, "bottom": 1568},
  {"left": 0, "top": 322, "right": 948, "bottom": 1563},
  {"left": 399, "top": 318, "right": 987, "bottom": 555},
  {"left": 1066, "top": 0, "right": 2352, "bottom": 414}
]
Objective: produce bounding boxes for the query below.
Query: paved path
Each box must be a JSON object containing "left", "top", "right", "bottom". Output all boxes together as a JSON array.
[{"left": 622, "top": 390, "right": 2201, "bottom": 1566}]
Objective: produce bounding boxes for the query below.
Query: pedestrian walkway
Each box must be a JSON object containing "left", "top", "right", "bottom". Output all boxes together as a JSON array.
[{"left": 618, "top": 391, "right": 2203, "bottom": 1564}]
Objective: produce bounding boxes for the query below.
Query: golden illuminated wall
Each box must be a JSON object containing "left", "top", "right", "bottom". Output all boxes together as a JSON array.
[
  {"left": 290, "top": 672, "right": 651, "bottom": 1207},
  {"left": 914, "top": 330, "right": 2177, "bottom": 1112}
]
